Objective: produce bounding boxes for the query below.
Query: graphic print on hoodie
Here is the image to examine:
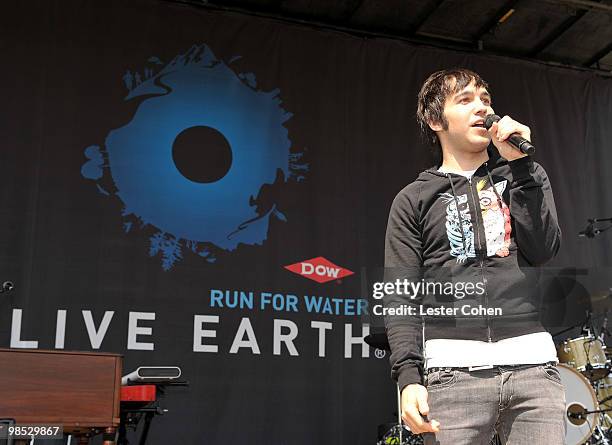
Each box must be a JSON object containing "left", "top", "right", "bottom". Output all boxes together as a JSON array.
[{"left": 439, "top": 179, "right": 510, "bottom": 262}]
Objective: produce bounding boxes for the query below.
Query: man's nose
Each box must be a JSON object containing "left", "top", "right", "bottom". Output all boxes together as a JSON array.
[{"left": 474, "top": 99, "right": 489, "bottom": 115}]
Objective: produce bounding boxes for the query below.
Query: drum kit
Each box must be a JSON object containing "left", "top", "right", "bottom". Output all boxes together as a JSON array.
[{"left": 554, "top": 309, "right": 611, "bottom": 445}]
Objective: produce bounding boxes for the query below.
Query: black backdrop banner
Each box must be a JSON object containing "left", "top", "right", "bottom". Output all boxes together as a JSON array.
[{"left": 1, "top": 0, "right": 611, "bottom": 443}]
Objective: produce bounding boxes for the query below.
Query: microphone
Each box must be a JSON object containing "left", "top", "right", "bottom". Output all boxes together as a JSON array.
[
  {"left": 484, "top": 114, "right": 536, "bottom": 156},
  {"left": 0, "top": 281, "right": 14, "bottom": 293},
  {"left": 578, "top": 219, "right": 599, "bottom": 238}
]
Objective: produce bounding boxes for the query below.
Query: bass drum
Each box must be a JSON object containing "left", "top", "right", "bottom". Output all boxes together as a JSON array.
[{"left": 558, "top": 363, "right": 601, "bottom": 445}]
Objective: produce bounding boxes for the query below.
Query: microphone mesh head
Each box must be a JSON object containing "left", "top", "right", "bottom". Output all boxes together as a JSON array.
[{"left": 484, "top": 114, "right": 500, "bottom": 129}]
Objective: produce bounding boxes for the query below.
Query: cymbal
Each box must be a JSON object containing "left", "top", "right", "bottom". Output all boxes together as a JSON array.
[
  {"left": 589, "top": 289, "right": 612, "bottom": 302},
  {"left": 574, "top": 290, "right": 612, "bottom": 314}
]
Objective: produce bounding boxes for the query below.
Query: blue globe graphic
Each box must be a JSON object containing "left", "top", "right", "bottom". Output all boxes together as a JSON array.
[{"left": 81, "top": 45, "right": 307, "bottom": 269}]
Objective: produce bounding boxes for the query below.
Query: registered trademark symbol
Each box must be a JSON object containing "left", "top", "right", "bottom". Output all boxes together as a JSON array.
[{"left": 374, "top": 349, "right": 386, "bottom": 359}]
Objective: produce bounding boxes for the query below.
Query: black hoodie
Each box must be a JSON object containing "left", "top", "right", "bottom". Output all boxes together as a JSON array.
[{"left": 384, "top": 147, "right": 561, "bottom": 390}]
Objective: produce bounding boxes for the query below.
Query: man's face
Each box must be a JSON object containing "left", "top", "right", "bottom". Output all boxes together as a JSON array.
[{"left": 434, "top": 81, "right": 494, "bottom": 154}]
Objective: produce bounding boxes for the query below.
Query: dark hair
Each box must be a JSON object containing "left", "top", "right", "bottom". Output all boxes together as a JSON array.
[{"left": 416, "top": 68, "right": 490, "bottom": 158}]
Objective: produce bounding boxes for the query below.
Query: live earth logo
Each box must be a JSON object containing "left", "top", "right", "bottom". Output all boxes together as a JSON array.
[{"left": 284, "top": 257, "right": 354, "bottom": 284}]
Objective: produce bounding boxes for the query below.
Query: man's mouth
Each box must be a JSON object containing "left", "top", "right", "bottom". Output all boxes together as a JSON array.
[{"left": 471, "top": 121, "right": 486, "bottom": 128}]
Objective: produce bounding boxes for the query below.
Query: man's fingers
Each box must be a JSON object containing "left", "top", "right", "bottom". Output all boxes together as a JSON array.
[
  {"left": 492, "top": 116, "right": 511, "bottom": 141},
  {"left": 489, "top": 122, "right": 502, "bottom": 140},
  {"left": 402, "top": 405, "right": 440, "bottom": 434},
  {"left": 400, "top": 384, "right": 441, "bottom": 434},
  {"left": 403, "top": 406, "right": 428, "bottom": 432},
  {"left": 493, "top": 116, "right": 531, "bottom": 141},
  {"left": 430, "top": 419, "right": 441, "bottom": 432}
]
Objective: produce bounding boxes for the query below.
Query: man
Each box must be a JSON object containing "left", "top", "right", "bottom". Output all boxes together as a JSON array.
[{"left": 384, "top": 68, "right": 565, "bottom": 445}]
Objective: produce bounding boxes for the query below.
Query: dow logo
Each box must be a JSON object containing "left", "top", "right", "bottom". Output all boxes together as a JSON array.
[
  {"left": 284, "top": 257, "right": 354, "bottom": 284},
  {"left": 81, "top": 44, "right": 307, "bottom": 270}
]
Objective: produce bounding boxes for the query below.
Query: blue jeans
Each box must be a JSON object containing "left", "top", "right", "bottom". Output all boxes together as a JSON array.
[{"left": 422, "top": 363, "right": 566, "bottom": 445}]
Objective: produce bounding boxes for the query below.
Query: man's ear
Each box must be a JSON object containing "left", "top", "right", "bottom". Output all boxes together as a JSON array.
[{"left": 428, "top": 119, "right": 444, "bottom": 132}]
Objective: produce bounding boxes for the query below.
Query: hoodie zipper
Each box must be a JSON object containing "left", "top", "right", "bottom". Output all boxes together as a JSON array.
[{"left": 467, "top": 170, "right": 492, "bottom": 342}]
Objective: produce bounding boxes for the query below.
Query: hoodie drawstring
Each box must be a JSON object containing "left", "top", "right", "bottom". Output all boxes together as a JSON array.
[{"left": 485, "top": 163, "right": 504, "bottom": 210}]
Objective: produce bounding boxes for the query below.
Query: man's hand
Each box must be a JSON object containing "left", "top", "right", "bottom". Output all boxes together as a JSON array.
[
  {"left": 488, "top": 115, "right": 530, "bottom": 161},
  {"left": 401, "top": 384, "right": 441, "bottom": 434}
]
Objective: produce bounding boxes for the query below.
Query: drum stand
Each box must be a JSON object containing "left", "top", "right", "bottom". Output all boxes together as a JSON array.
[
  {"left": 592, "top": 406, "right": 612, "bottom": 445},
  {"left": 592, "top": 424, "right": 611, "bottom": 445},
  {"left": 396, "top": 385, "right": 403, "bottom": 444}
]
